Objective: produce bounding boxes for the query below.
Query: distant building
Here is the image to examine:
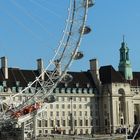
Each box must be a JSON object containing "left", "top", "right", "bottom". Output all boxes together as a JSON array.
[{"left": 0, "top": 39, "right": 140, "bottom": 136}]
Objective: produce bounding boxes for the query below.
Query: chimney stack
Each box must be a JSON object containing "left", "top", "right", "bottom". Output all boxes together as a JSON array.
[
  {"left": 1, "top": 57, "right": 8, "bottom": 79},
  {"left": 37, "top": 58, "right": 44, "bottom": 80},
  {"left": 89, "top": 58, "right": 101, "bottom": 88}
]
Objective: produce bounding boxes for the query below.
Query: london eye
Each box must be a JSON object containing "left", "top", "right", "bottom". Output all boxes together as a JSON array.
[{"left": 0, "top": 0, "right": 94, "bottom": 126}]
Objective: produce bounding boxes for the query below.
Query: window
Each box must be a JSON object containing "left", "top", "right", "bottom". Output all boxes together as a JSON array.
[
  {"left": 85, "top": 120, "right": 88, "bottom": 126},
  {"left": 85, "top": 111, "right": 87, "bottom": 116},
  {"left": 62, "top": 104, "right": 65, "bottom": 109},
  {"left": 84, "top": 104, "right": 87, "bottom": 109},
  {"left": 62, "top": 111, "right": 65, "bottom": 116},
  {"left": 50, "top": 104, "right": 53, "bottom": 109},
  {"left": 38, "top": 120, "right": 41, "bottom": 127},
  {"left": 56, "top": 104, "right": 59, "bottom": 109},
  {"left": 50, "top": 120, "right": 54, "bottom": 127},
  {"left": 62, "top": 120, "right": 65, "bottom": 126},
  {"left": 56, "top": 111, "right": 59, "bottom": 116},
  {"left": 79, "top": 104, "right": 82, "bottom": 109},
  {"left": 68, "top": 111, "right": 71, "bottom": 115},
  {"left": 90, "top": 111, "right": 93, "bottom": 116},
  {"left": 73, "top": 104, "right": 76, "bottom": 109},
  {"left": 68, "top": 120, "right": 71, "bottom": 126},
  {"left": 50, "top": 112, "right": 53, "bottom": 116},
  {"left": 56, "top": 120, "right": 60, "bottom": 127},
  {"left": 80, "top": 129, "right": 83, "bottom": 134},
  {"left": 79, "top": 111, "right": 82, "bottom": 116},
  {"left": 45, "top": 130, "right": 48, "bottom": 134},
  {"left": 79, "top": 120, "right": 83, "bottom": 126},
  {"left": 91, "top": 119, "right": 93, "bottom": 126},
  {"left": 74, "top": 111, "right": 76, "bottom": 116},
  {"left": 105, "top": 119, "right": 108, "bottom": 126},
  {"left": 73, "top": 97, "right": 76, "bottom": 101},
  {"left": 74, "top": 120, "right": 77, "bottom": 126},
  {"left": 45, "top": 120, "right": 48, "bottom": 127},
  {"left": 62, "top": 97, "right": 65, "bottom": 101},
  {"left": 68, "top": 104, "right": 70, "bottom": 109},
  {"left": 85, "top": 129, "right": 88, "bottom": 134},
  {"left": 39, "top": 130, "right": 42, "bottom": 134}
]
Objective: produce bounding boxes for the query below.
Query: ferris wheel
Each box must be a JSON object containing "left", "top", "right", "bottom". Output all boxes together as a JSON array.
[{"left": 0, "top": 0, "right": 94, "bottom": 124}]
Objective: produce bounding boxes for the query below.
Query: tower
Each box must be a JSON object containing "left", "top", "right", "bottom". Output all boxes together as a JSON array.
[{"left": 118, "top": 37, "right": 133, "bottom": 80}]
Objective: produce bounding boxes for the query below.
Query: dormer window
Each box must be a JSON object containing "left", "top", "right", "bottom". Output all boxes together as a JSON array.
[
  {"left": 76, "top": 83, "right": 79, "bottom": 87},
  {"left": 16, "top": 81, "right": 20, "bottom": 87},
  {"left": 87, "top": 83, "right": 90, "bottom": 88},
  {"left": 2, "top": 81, "right": 6, "bottom": 87}
]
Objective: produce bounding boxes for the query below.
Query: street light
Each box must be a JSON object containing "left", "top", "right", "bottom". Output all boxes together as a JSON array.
[{"left": 70, "top": 97, "right": 73, "bottom": 134}]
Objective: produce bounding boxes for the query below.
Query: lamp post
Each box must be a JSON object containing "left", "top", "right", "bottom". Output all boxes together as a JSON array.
[{"left": 70, "top": 96, "right": 73, "bottom": 134}]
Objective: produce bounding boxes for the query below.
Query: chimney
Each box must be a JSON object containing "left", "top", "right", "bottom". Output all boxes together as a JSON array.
[
  {"left": 37, "top": 58, "right": 44, "bottom": 80},
  {"left": 1, "top": 57, "right": 8, "bottom": 79},
  {"left": 89, "top": 58, "right": 101, "bottom": 88}
]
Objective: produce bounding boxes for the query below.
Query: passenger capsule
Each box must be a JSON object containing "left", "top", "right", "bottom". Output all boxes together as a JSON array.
[
  {"left": 73, "top": 51, "right": 84, "bottom": 60},
  {"left": 61, "top": 74, "right": 73, "bottom": 83},
  {"left": 84, "top": 0, "right": 95, "bottom": 8},
  {"left": 44, "top": 95, "right": 55, "bottom": 103},
  {"left": 79, "top": 26, "right": 91, "bottom": 34}
]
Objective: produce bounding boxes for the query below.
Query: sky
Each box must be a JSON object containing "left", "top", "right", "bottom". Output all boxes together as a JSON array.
[{"left": 0, "top": 0, "right": 140, "bottom": 72}]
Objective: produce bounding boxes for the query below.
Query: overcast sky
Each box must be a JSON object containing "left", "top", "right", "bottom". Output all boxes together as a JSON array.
[{"left": 0, "top": 0, "right": 140, "bottom": 72}]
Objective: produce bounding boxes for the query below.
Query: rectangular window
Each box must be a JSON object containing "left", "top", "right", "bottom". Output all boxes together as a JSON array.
[
  {"left": 79, "top": 104, "right": 82, "bottom": 109},
  {"left": 38, "top": 120, "right": 41, "bottom": 127},
  {"left": 84, "top": 104, "right": 87, "bottom": 109},
  {"left": 56, "top": 104, "right": 59, "bottom": 109},
  {"left": 85, "top": 120, "right": 88, "bottom": 126},
  {"left": 91, "top": 119, "right": 93, "bottom": 126},
  {"left": 90, "top": 111, "right": 93, "bottom": 116},
  {"left": 56, "top": 120, "right": 60, "bottom": 127},
  {"left": 50, "top": 120, "right": 54, "bottom": 127},
  {"left": 39, "top": 130, "right": 42, "bottom": 134},
  {"left": 62, "top": 111, "right": 65, "bottom": 116},
  {"left": 68, "top": 120, "right": 71, "bottom": 126},
  {"left": 50, "top": 104, "right": 53, "bottom": 109},
  {"left": 56, "top": 111, "right": 59, "bottom": 116},
  {"left": 62, "top": 120, "right": 65, "bottom": 126},
  {"left": 74, "top": 120, "right": 77, "bottom": 126},
  {"left": 50, "top": 112, "right": 53, "bottom": 116},
  {"left": 73, "top": 104, "right": 76, "bottom": 109},
  {"left": 62, "top": 97, "right": 65, "bottom": 101},
  {"left": 45, "top": 120, "right": 48, "bottom": 127},
  {"left": 68, "top": 104, "right": 70, "bottom": 109},
  {"left": 73, "top": 97, "right": 76, "bottom": 101},
  {"left": 45, "top": 130, "right": 48, "bottom": 134},
  {"left": 62, "top": 104, "right": 65, "bottom": 109},
  {"left": 79, "top": 120, "right": 82, "bottom": 126}
]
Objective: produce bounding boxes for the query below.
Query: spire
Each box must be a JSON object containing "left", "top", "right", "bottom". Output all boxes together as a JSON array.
[
  {"left": 123, "top": 34, "right": 125, "bottom": 43},
  {"left": 118, "top": 37, "right": 133, "bottom": 80}
]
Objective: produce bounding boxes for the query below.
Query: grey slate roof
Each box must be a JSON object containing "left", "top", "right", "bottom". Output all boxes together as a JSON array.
[
  {"left": 0, "top": 68, "right": 96, "bottom": 88},
  {"left": 99, "top": 65, "right": 127, "bottom": 84}
]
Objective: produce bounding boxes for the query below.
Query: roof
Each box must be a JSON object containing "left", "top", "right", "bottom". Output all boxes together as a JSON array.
[
  {"left": 58, "top": 71, "right": 96, "bottom": 88},
  {"left": 0, "top": 68, "right": 96, "bottom": 88},
  {"left": 0, "top": 68, "right": 38, "bottom": 87},
  {"left": 99, "top": 65, "right": 126, "bottom": 84},
  {"left": 130, "top": 72, "right": 140, "bottom": 86}
]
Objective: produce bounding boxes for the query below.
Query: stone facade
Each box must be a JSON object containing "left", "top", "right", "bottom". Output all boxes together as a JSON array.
[{"left": 0, "top": 40, "right": 140, "bottom": 137}]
